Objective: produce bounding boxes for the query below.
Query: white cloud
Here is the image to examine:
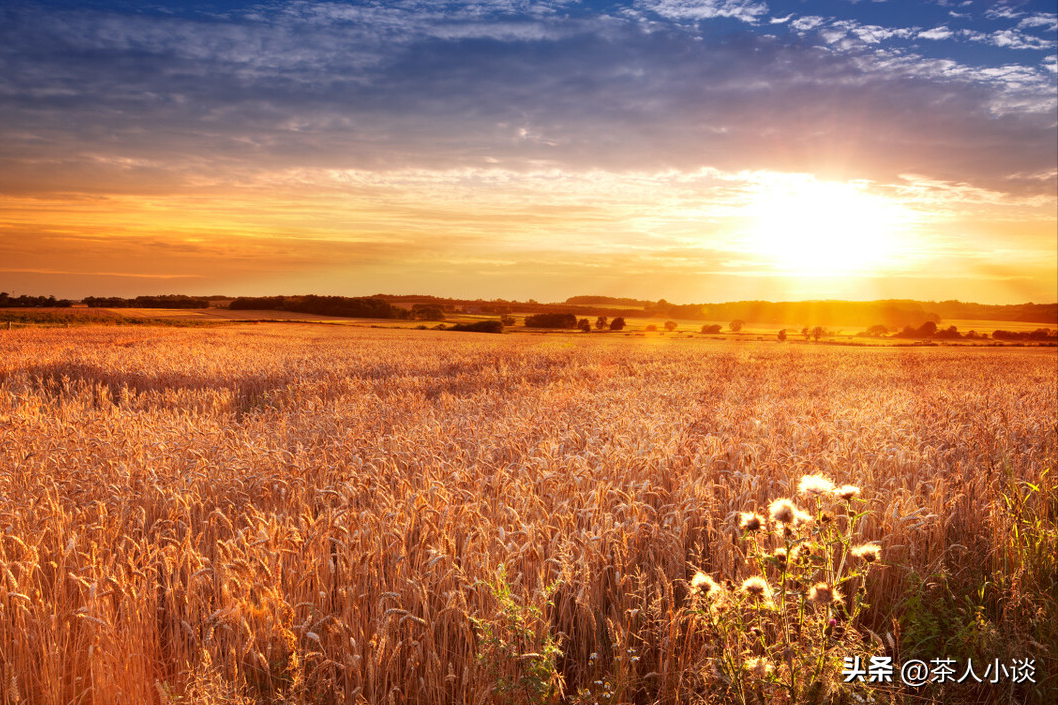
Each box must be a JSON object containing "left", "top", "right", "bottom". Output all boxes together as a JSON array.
[
  {"left": 1018, "top": 13, "right": 1058, "bottom": 32},
  {"left": 983, "top": 28, "right": 1053, "bottom": 51},
  {"left": 637, "top": 0, "right": 769, "bottom": 24},
  {"left": 790, "top": 15, "right": 825, "bottom": 32},
  {"left": 918, "top": 26, "right": 954, "bottom": 41},
  {"left": 985, "top": 4, "right": 1024, "bottom": 21}
]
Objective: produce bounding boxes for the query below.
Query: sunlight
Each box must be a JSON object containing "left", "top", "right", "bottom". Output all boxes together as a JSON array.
[{"left": 744, "top": 177, "right": 913, "bottom": 277}]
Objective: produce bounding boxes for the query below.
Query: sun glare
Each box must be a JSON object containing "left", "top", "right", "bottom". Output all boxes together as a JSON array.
[{"left": 745, "top": 177, "right": 912, "bottom": 277}]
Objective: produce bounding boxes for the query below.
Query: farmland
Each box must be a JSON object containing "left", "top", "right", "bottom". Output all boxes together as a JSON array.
[{"left": 0, "top": 324, "right": 1054, "bottom": 704}]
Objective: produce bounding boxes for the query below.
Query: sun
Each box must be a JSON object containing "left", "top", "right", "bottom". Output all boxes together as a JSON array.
[{"left": 744, "top": 177, "right": 911, "bottom": 277}]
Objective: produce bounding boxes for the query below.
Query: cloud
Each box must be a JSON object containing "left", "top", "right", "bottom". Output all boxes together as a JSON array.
[
  {"left": 636, "top": 0, "right": 769, "bottom": 24},
  {"left": 918, "top": 26, "right": 954, "bottom": 40},
  {"left": 973, "top": 28, "right": 1054, "bottom": 50},
  {"left": 0, "top": 1, "right": 1054, "bottom": 203},
  {"left": 1018, "top": 13, "right": 1058, "bottom": 32}
]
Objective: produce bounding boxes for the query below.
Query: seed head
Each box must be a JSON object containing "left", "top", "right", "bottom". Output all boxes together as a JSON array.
[
  {"left": 851, "top": 543, "right": 882, "bottom": 563},
  {"left": 768, "top": 498, "right": 798, "bottom": 525},
  {"left": 808, "top": 581, "right": 841, "bottom": 607},
  {"left": 798, "top": 474, "right": 835, "bottom": 498},
  {"left": 745, "top": 657, "right": 774, "bottom": 678},
  {"left": 690, "top": 571, "right": 723, "bottom": 600},
  {"left": 793, "top": 509, "right": 814, "bottom": 527},
  {"left": 835, "top": 484, "right": 861, "bottom": 501},
  {"left": 772, "top": 547, "right": 788, "bottom": 566},
  {"left": 740, "top": 576, "right": 773, "bottom": 601},
  {"left": 739, "top": 512, "right": 765, "bottom": 532}
]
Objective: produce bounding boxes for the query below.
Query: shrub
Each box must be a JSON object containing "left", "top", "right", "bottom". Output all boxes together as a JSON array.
[
  {"left": 524, "top": 313, "right": 578, "bottom": 329},
  {"left": 701, "top": 324, "right": 722, "bottom": 334},
  {"left": 448, "top": 320, "right": 504, "bottom": 333},
  {"left": 609, "top": 317, "right": 626, "bottom": 331}
]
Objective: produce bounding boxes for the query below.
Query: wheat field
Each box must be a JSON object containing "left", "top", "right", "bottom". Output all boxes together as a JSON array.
[{"left": 0, "top": 324, "right": 1054, "bottom": 705}]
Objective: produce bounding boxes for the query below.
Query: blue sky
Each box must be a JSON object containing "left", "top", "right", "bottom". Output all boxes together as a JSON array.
[{"left": 0, "top": 1, "right": 1055, "bottom": 302}]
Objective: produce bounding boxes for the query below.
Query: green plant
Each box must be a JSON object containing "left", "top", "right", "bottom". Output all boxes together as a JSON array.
[
  {"left": 687, "top": 475, "right": 889, "bottom": 704},
  {"left": 472, "top": 565, "right": 564, "bottom": 705}
]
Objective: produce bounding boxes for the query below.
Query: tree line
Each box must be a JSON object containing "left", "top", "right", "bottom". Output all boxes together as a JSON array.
[
  {"left": 0, "top": 292, "right": 73, "bottom": 307},
  {"left": 83, "top": 295, "right": 210, "bottom": 308},
  {"left": 229, "top": 295, "right": 411, "bottom": 319}
]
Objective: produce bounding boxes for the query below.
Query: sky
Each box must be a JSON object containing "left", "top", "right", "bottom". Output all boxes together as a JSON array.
[{"left": 0, "top": 0, "right": 1055, "bottom": 304}]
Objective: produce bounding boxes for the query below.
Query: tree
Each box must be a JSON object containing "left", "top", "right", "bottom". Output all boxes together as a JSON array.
[
  {"left": 701, "top": 324, "right": 722, "bottom": 334},
  {"left": 811, "top": 326, "right": 828, "bottom": 341},
  {"left": 801, "top": 327, "right": 811, "bottom": 340},
  {"left": 914, "top": 321, "right": 938, "bottom": 338},
  {"left": 730, "top": 319, "right": 745, "bottom": 332},
  {"left": 595, "top": 315, "right": 608, "bottom": 330},
  {"left": 578, "top": 318, "right": 592, "bottom": 333},
  {"left": 500, "top": 314, "right": 516, "bottom": 326},
  {"left": 525, "top": 313, "right": 578, "bottom": 328},
  {"left": 865, "top": 324, "right": 889, "bottom": 337},
  {"left": 664, "top": 320, "right": 678, "bottom": 332},
  {"left": 645, "top": 324, "right": 658, "bottom": 332},
  {"left": 610, "top": 317, "right": 626, "bottom": 331},
  {"left": 777, "top": 328, "right": 787, "bottom": 342},
  {"left": 412, "top": 306, "right": 445, "bottom": 321}
]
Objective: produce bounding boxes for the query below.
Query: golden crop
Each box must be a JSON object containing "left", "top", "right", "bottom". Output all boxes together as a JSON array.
[{"left": 0, "top": 325, "right": 1054, "bottom": 704}]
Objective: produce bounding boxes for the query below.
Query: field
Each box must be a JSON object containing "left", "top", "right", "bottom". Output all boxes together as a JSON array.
[{"left": 0, "top": 324, "right": 1054, "bottom": 704}]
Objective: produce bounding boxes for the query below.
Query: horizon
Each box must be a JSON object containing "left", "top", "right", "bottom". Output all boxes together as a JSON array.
[
  {"left": 3, "top": 289, "right": 1056, "bottom": 309},
  {"left": 2, "top": 1, "right": 1056, "bottom": 304}
]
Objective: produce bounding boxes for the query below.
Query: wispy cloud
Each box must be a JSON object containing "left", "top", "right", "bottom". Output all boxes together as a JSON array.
[{"left": 637, "top": 0, "right": 769, "bottom": 24}]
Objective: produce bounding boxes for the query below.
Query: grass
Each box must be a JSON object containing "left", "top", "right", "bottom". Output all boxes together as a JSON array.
[{"left": 0, "top": 323, "right": 1053, "bottom": 704}]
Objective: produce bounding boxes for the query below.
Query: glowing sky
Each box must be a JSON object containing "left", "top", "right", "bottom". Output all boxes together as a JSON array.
[{"left": 1, "top": 1, "right": 1055, "bottom": 303}]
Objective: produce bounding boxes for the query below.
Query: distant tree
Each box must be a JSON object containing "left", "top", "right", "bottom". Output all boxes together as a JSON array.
[
  {"left": 914, "top": 321, "right": 938, "bottom": 338},
  {"left": 412, "top": 306, "right": 445, "bottom": 321},
  {"left": 777, "top": 328, "right": 787, "bottom": 342},
  {"left": 578, "top": 318, "right": 592, "bottom": 332},
  {"left": 610, "top": 317, "right": 626, "bottom": 331},
  {"left": 811, "top": 326, "right": 828, "bottom": 341},
  {"left": 701, "top": 324, "right": 722, "bottom": 334},
  {"left": 645, "top": 324, "right": 658, "bottom": 332},
  {"left": 801, "top": 327, "right": 811, "bottom": 340},
  {"left": 934, "top": 325, "right": 961, "bottom": 339},
  {"left": 730, "top": 319, "right": 745, "bottom": 332},
  {"left": 865, "top": 324, "right": 889, "bottom": 337},
  {"left": 595, "top": 315, "right": 608, "bottom": 330},
  {"left": 448, "top": 320, "right": 503, "bottom": 333},
  {"left": 664, "top": 320, "right": 678, "bottom": 332},
  {"left": 500, "top": 314, "right": 516, "bottom": 326},
  {"left": 525, "top": 312, "right": 578, "bottom": 328}
]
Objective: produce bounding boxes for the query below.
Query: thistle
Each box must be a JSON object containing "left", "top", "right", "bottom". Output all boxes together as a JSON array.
[
  {"left": 739, "top": 511, "right": 766, "bottom": 532},
  {"left": 808, "top": 581, "right": 841, "bottom": 607},
  {"left": 850, "top": 544, "right": 881, "bottom": 563},
  {"left": 797, "top": 474, "right": 835, "bottom": 498}
]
